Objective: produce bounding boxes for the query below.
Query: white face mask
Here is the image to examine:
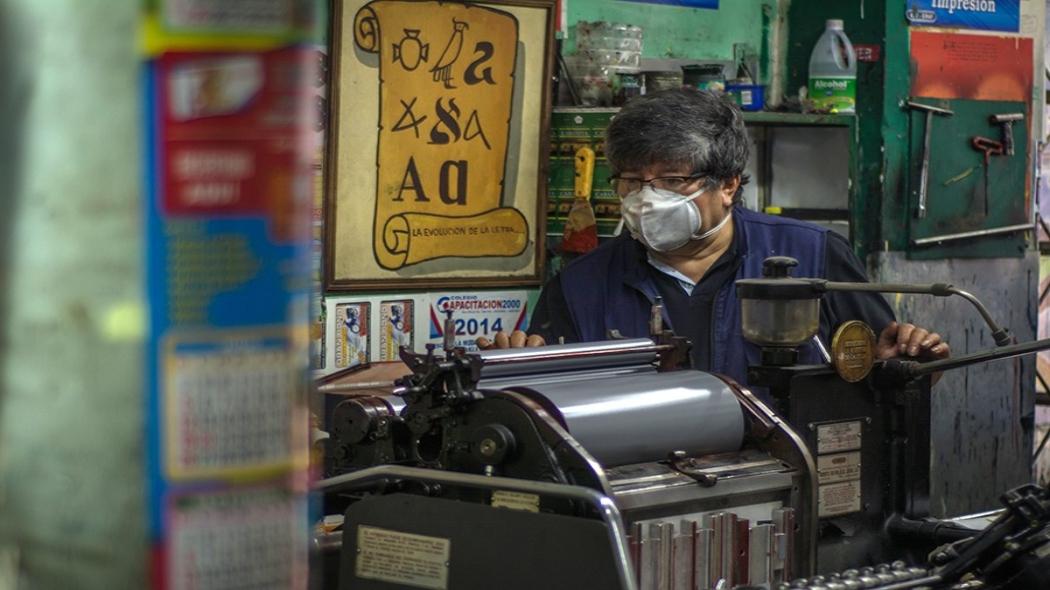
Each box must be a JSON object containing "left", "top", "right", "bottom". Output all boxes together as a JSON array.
[{"left": 620, "top": 185, "right": 731, "bottom": 252}]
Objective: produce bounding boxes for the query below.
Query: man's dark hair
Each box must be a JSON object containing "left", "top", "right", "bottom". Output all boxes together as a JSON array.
[{"left": 605, "top": 88, "right": 750, "bottom": 200}]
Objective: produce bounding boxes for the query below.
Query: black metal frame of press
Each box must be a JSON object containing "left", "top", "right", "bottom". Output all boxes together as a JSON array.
[
  {"left": 747, "top": 362, "right": 935, "bottom": 573},
  {"left": 746, "top": 336, "right": 1050, "bottom": 574}
]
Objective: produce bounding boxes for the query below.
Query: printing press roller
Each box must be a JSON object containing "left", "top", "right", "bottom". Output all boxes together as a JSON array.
[
  {"left": 323, "top": 337, "right": 820, "bottom": 589},
  {"left": 329, "top": 338, "right": 749, "bottom": 468},
  {"left": 492, "top": 370, "right": 746, "bottom": 467}
]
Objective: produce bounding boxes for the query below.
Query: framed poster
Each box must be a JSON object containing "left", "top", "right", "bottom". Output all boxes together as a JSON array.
[{"left": 325, "top": 0, "right": 555, "bottom": 290}]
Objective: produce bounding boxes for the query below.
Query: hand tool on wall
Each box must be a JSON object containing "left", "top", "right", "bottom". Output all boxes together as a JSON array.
[
  {"left": 971, "top": 136, "right": 1004, "bottom": 216},
  {"left": 905, "top": 101, "right": 954, "bottom": 219},
  {"left": 990, "top": 113, "right": 1023, "bottom": 156},
  {"left": 560, "top": 145, "right": 598, "bottom": 255}
]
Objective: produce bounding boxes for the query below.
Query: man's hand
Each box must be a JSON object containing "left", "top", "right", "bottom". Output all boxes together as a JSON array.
[
  {"left": 876, "top": 321, "right": 949, "bottom": 361},
  {"left": 476, "top": 330, "right": 546, "bottom": 349},
  {"left": 876, "top": 321, "right": 950, "bottom": 385}
]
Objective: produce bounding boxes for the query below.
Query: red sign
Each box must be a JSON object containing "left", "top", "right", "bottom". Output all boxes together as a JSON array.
[
  {"left": 910, "top": 31, "right": 1032, "bottom": 101},
  {"left": 158, "top": 49, "right": 314, "bottom": 222},
  {"left": 854, "top": 44, "right": 881, "bottom": 63}
]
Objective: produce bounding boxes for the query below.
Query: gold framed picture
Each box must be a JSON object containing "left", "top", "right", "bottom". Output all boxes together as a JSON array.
[{"left": 325, "top": 0, "right": 555, "bottom": 290}]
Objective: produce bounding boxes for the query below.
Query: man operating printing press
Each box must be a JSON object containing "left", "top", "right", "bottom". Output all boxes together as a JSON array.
[{"left": 479, "top": 89, "right": 949, "bottom": 386}]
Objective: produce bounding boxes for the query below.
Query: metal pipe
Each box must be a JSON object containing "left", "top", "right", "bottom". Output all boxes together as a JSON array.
[
  {"left": 317, "top": 465, "right": 639, "bottom": 590},
  {"left": 478, "top": 338, "right": 659, "bottom": 365},
  {"left": 480, "top": 346, "right": 665, "bottom": 366},
  {"left": 819, "top": 281, "right": 1011, "bottom": 346},
  {"left": 894, "top": 336, "right": 1050, "bottom": 378},
  {"left": 474, "top": 338, "right": 666, "bottom": 379},
  {"left": 317, "top": 381, "right": 405, "bottom": 394},
  {"left": 910, "top": 222, "right": 1032, "bottom": 245},
  {"left": 946, "top": 287, "right": 1011, "bottom": 345}
]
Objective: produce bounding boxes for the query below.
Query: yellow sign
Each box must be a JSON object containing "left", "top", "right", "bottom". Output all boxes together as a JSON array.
[
  {"left": 354, "top": 1, "right": 528, "bottom": 270},
  {"left": 491, "top": 490, "right": 540, "bottom": 513},
  {"left": 831, "top": 320, "right": 876, "bottom": 383}
]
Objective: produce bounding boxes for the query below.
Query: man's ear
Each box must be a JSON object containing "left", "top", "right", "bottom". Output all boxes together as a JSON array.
[{"left": 719, "top": 177, "right": 741, "bottom": 207}]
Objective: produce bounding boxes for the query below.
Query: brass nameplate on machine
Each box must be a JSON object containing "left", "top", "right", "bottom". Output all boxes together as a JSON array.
[
  {"left": 816, "top": 420, "right": 862, "bottom": 454},
  {"left": 818, "top": 480, "right": 862, "bottom": 517},
  {"left": 356, "top": 525, "right": 451, "bottom": 590},
  {"left": 491, "top": 490, "right": 540, "bottom": 513},
  {"left": 817, "top": 452, "right": 862, "bottom": 484},
  {"left": 831, "top": 320, "right": 876, "bottom": 382}
]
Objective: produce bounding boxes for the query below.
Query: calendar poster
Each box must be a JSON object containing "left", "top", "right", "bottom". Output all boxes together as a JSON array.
[
  {"left": 334, "top": 302, "right": 370, "bottom": 368},
  {"left": 142, "top": 12, "right": 316, "bottom": 588},
  {"left": 163, "top": 332, "right": 299, "bottom": 480},
  {"left": 380, "top": 299, "right": 413, "bottom": 361},
  {"left": 167, "top": 486, "right": 308, "bottom": 590}
]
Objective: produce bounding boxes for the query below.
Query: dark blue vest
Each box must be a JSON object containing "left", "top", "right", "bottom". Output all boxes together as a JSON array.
[{"left": 559, "top": 206, "right": 829, "bottom": 387}]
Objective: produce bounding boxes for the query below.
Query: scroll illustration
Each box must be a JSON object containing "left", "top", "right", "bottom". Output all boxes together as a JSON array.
[{"left": 354, "top": 0, "right": 528, "bottom": 270}]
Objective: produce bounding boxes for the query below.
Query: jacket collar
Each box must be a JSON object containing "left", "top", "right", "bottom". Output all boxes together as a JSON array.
[{"left": 731, "top": 205, "right": 752, "bottom": 274}]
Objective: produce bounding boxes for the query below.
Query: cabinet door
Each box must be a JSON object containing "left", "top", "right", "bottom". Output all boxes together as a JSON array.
[{"left": 906, "top": 99, "right": 1029, "bottom": 259}]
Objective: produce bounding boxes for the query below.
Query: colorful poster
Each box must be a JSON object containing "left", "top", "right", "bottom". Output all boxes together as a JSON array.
[
  {"left": 330, "top": 0, "right": 550, "bottom": 287},
  {"left": 910, "top": 31, "right": 1032, "bottom": 101},
  {"left": 160, "top": 51, "right": 313, "bottom": 231},
  {"left": 619, "top": 0, "right": 718, "bottom": 7},
  {"left": 353, "top": 1, "right": 526, "bottom": 270},
  {"left": 143, "top": 41, "right": 314, "bottom": 590},
  {"left": 142, "top": 0, "right": 318, "bottom": 57},
  {"left": 167, "top": 486, "right": 308, "bottom": 590},
  {"left": 428, "top": 291, "right": 529, "bottom": 351},
  {"left": 162, "top": 0, "right": 301, "bottom": 33},
  {"left": 334, "top": 302, "right": 370, "bottom": 368},
  {"left": 311, "top": 48, "right": 327, "bottom": 370},
  {"left": 906, "top": 0, "right": 1020, "bottom": 32},
  {"left": 380, "top": 300, "right": 414, "bottom": 361},
  {"left": 163, "top": 332, "right": 299, "bottom": 480}
]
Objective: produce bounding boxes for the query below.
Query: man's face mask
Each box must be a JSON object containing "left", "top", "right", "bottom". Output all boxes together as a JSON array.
[{"left": 620, "top": 184, "right": 731, "bottom": 252}]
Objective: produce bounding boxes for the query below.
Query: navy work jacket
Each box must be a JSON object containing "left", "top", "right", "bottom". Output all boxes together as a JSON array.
[{"left": 558, "top": 206, "right": 828, "bottom": 386}]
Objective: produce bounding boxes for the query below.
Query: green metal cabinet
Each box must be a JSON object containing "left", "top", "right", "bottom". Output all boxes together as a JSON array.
[{"left": 905, "top": 99, "right": 1029, "bottom": 259}]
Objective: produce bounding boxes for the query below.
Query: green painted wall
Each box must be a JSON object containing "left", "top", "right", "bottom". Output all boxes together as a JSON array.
[{"left": 565, "top": 0, "right": 774, "bottom": 62}]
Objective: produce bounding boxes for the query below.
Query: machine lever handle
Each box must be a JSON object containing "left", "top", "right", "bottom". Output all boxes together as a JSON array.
[{"left": 665, "top": 451, "right": 719, "bottom": 487}]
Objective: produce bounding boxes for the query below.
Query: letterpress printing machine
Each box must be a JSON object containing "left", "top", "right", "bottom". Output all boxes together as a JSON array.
[{"left": 314, "top": 258, "right": 1050, "bottom": 590}]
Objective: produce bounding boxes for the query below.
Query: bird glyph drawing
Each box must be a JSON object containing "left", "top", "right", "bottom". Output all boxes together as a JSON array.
[{"left": 430, "top": 19, "right": 468, "bottom": 89}]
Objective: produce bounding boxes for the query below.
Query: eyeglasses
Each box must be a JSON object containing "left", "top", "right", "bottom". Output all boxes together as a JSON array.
[{"left": 608, "top": 174, "right": 706, "bottom": 196}]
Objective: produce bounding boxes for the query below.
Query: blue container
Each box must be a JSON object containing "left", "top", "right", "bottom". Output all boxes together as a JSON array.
[{"left": 725, "top": 83, "right": 765, "bottom": 111}]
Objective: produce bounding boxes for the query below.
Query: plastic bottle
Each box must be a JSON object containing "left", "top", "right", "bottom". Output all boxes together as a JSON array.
[{"left": 808, "top": 19, "right": 857, "bottom": 114}]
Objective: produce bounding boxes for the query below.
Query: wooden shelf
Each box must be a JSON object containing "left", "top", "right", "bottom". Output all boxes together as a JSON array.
[
  {"left": 742, "top": 111, "right": 855, "bottom": 126},
  {"left": 553, "top": 106, "right": 855, "bottom": 127}
]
